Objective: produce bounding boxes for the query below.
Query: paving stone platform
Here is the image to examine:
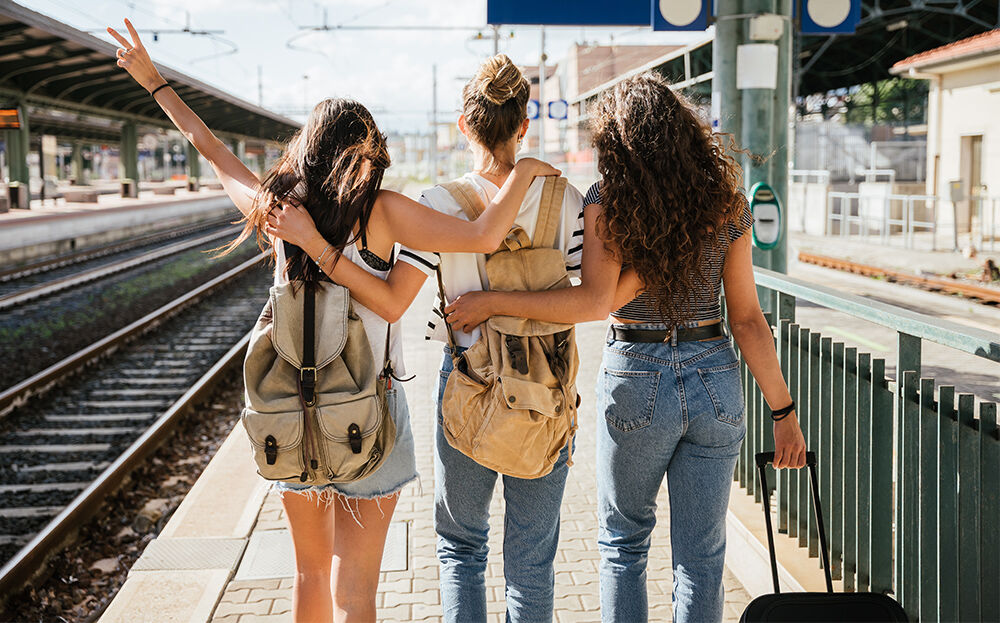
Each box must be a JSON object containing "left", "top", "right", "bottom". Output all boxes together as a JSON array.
[{"left": 201, "top": 285, "right": 751, "bottom": 623}]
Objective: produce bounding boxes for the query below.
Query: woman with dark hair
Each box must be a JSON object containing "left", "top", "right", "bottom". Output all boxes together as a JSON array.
[
  {"left": 270, "top": 54, "right": 586, "bottom": 623},
  {"left": 108, "top": 21, "right": 556, "bottom": 623},
  {"left": 445, "top": 73, "right": 807, "bottom": 623}
]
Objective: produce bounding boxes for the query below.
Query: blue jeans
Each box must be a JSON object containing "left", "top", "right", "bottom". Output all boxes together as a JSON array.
[
  {"left": 597, "top": 325, "right": 746, "bottom": 623},
  {"left": 434, "top": 347, "right": 571, "bottom": 623}
]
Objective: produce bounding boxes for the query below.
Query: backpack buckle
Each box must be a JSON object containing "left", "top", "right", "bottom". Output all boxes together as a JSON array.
[
  {"left": 505, "top": 335, "right": 529, "bottom": 375},
  {"left": 299, "top": 367, "right": 317, "bottom": 406},
  {"left": 300, "top": 367, "right": 317, "bottom": 383}
]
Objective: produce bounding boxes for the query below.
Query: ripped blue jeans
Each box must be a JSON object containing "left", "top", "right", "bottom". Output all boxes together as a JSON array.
[{"left": 597, "top": 324, "right": 746, "bottom": 623}]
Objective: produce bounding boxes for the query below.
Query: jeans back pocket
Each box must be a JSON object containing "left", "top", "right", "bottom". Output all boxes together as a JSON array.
[
  {"left": 697, "top": 361, "right": 744, "bottom": 426},
  {"left": 599, "top": 368, "right": 660, "bottom": 432}
]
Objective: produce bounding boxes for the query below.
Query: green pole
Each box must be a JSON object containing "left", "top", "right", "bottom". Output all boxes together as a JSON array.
[
  {"left": 770, "top": 0, "right": 793, "bottom": 274},
  {"left": 186, "top": 142, "right": 201, "bottom": 181},
  {"left": 71, "top": 141, "right": 85, "bottom": 185},
  {"left": 712, "top": 0, "right": 743, "bottom": 152},
  {"left": 4, "top": 103, "right": 30, "bottom": 207},
  {"left": 256, "top": 152, "right": 266, "bottom": 178},
  {"left": 120, "top": 121, "right": 139, "bottom": 197}
]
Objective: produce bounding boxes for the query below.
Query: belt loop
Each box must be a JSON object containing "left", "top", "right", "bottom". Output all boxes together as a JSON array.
[{"left": 670, "top": 326, "right": 678, "bottom": 347}]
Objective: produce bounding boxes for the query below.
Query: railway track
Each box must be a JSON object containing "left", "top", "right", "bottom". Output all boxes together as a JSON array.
[
  {"left": 798, "top": 251, "right": 1000, "bottom": 305},
  {"left": 0, "top": 254, "right": 269, "bottom": 598},
  {"left": 0, "top": 218, "right": 239, "bottom": 310}
]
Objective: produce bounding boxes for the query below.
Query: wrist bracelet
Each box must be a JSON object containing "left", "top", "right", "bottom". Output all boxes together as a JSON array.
[
  {"left": 771, "top": 400, "right": 795, "bottom": 421},
  {"left": 314, "top": 243, "right": 333, "bottom": 268},
  {"left": 150, "top": 82, "right": 170, "bottom": 98}
]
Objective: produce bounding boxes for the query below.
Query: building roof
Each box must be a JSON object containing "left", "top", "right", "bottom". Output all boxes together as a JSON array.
[
  {"left": 572, "top": 44, "right": 680, "bottom": 95},
  {"left": 0, "top": 0, "right": 299, "bottom": 143},
  {"left": 891, "top": 28, "right": 1000, "bottom": 73}
]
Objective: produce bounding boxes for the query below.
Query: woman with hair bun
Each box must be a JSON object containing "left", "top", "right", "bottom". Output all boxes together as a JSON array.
[
  {"left": 274, "top": 54, "right": 586, "bottom": 622},
  {"left": 109, "top": 21, "right": 558, "bottom": 623},
  {"left": 446, "top": 72, "right": 807, "bottom": 623}
]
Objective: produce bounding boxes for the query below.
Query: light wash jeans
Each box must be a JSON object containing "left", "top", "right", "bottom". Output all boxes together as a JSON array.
[
  {"left": 434, "top": 347, "right": 571, "bottom": 623},
  {"left": 596, "top": 324, "right": 746, "bottom": 623}
]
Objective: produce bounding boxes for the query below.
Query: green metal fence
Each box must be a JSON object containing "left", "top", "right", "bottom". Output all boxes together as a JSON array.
[{"left": 730, "top": 267, "right": 1000, "bottom": 622}]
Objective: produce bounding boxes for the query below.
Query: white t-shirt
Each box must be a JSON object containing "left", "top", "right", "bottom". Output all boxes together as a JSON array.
[
  {"left": 398, "top": 172, "right": 585, "bottom": 348},
  {"left": 273, "top": 240, "right": 407, "bottom": 376}
]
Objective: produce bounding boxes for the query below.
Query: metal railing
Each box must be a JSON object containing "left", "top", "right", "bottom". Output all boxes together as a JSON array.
[
  {"left": 729, "top": 268, "right": 1000, "bottom": 622},
  {"left": 975, "top": 196, "right": 1000, "bottom": 253},
  {"left": 827, "top": 192, "right": 939, "bottom": 249}
]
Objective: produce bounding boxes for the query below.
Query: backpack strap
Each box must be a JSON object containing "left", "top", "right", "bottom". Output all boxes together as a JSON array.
[
  {"left": 532, "top": 176, "right": 567, "bottom": 249},
  {"left": 440, "top": 179, "right": 486, "bottom": 221},
  {"left": 441, "top": 178, "right": 530, "bottom": 253}
]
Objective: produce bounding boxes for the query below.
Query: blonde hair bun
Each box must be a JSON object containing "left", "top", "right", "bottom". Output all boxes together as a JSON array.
[{"left": 476, "top": 54, "right": 524, "bottom": 106}]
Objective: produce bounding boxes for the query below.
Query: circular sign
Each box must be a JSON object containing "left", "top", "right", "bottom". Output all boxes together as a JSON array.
[
  {"left": 526, "top": 99, "right": 540, "bottom": 120},
  {"left": 658, "top": 0, "right": 702, "bottom": 27},
  {"left": 547, "top": 99, "right": 568, "bottom": 120},
  {"left": 806, "top": 0, "right": 851, "bottom": 28}
]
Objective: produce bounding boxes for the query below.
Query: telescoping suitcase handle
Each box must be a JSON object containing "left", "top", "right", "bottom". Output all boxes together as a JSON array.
[{"left": 754, "top": 451, "right": 834, "bottom": 595}]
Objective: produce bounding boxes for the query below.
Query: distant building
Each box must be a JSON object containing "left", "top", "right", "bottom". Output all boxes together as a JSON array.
[
  {"left": 520, "top": 44, "right": 683, "bottom": 163},
  {"left": 892, "top": 29, "right": 1000, "bottom": 234}
]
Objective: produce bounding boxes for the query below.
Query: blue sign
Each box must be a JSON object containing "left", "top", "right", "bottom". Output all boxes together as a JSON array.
[
  {"left": 547, "top": 99, "right": 569, "bottom": 120},
  {"left": 526, "top": 99, "right": 540, "bottom": 120},
  {"left": 652, "top": 0, "right": 711, "bottom": 31},
  {"left": 487, "top": 0, "right": 649, "bottom": 26},
  {"left": 797, "top": 0, "right": 860, "bottom": 35}
]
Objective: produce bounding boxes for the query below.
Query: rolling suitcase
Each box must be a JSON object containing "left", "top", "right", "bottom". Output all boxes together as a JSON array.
[{"left": 739, "top": 451, "right": 908, "bottom": 623}]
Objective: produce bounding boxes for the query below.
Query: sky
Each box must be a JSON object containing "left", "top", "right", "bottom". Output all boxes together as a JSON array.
[{"left": 17, "top": 0, "right": 707, "bottom": 133}]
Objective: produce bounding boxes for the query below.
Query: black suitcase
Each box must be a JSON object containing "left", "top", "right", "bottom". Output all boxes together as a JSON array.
[{"left": 739, "top": 451, "right": 908, "bottom": 623}]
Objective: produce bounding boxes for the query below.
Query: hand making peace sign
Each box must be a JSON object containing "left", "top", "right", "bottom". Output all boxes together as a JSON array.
[{"left": 107, "top": 19, "right": 167, "bottom": 94}]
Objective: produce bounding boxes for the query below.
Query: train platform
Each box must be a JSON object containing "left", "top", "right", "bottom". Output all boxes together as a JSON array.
[
  {"left": 0, "top": 185, "right": 236, "bottom": 266},
  {"left": 97, "top": 285, "right": 765, "bottom": 623}
]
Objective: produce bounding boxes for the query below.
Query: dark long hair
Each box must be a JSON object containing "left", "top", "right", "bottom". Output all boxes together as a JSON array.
[
  {"left": 591, "top": 73, "right": 746, "bottom": 328},
  {"left": 219, "top": 98, "right": 390, "bottom": 282}
]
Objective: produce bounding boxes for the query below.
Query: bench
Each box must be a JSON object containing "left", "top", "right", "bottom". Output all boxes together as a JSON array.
[
  {"left": 63, "top": 189, "right": 100, "bottom": 203},
  {"left": 152, "top": 187, "right": 177, "bottom": 196}
]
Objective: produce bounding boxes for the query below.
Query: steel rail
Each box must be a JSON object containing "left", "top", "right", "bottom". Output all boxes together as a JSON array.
[
  {"left": 0, "top": 254, "right": 265, "bottom": 418},
  {"left": 0, "top": 330, "right": 252, "bottom": 599},
  {"left": 798, "top": 251, "right": 1000, "bottom": 305},
  {"left": 0, "top": 226, "right": 241, "bottom": 311}
]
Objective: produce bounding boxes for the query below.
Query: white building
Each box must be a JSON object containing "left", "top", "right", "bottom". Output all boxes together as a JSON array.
[{"left": 892, "top": 29, "right": 1000, "bottom": 235}]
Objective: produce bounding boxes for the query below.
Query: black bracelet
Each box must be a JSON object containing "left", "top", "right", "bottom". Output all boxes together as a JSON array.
[
  {"left": 771, "top": 400, "right": 795, "bottom": 421},
  {"left": 150, "top": 82, "right": 170, "bottom": 98}
]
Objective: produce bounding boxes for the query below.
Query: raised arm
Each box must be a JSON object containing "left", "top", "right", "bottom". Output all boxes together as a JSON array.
[
  {"left": 381, "top": 158, "right": 559, "bottom": 254},
  {"left": 442, "top": 202, "right": 626, "bottom": 331},
  {"left": 108, "top": 19, "right": 259, "bottom": 215},
  {"left": 722, "top": 232, "right": 806, "bottom": 469}
]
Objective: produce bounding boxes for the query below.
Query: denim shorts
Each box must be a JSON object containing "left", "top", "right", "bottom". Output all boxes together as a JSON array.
[{"left": 273, "top": 382, "right": 418, "bottom": 503}]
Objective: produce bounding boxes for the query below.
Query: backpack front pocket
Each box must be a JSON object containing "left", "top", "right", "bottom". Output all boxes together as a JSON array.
[
  {"left": 241, "top": 408, "right": 305, "bottom": 480},
  {"left": 315, "top": 394, "right": 391, "bottom": 481}
]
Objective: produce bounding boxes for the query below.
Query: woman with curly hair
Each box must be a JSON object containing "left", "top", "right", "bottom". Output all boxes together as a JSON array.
[{"left": 445, "top": 73, "right": 807, "bottom": 622}]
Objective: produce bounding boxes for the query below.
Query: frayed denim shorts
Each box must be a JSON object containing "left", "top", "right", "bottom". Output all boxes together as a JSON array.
[{"left": 273, "top": 383, "right": 418, "bottom": 503}]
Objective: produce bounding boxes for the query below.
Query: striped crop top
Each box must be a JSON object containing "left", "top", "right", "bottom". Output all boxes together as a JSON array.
[{"left": 583, "top": 181, "right": 755, "bottom": 324}]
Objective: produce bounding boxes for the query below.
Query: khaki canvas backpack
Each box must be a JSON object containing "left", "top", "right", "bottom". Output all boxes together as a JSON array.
[
  {"left": 241, "top": 277, "right": 395, "bottom": 485},
  {"left": 437, "top": 176, "right": 579, "bottom": 479}
]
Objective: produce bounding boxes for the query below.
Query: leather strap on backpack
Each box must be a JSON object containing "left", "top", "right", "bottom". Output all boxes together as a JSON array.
[
  {"left": 299, "top": 283, "right": 317, "bottom": 407},
  {"left": 381, "top": 247, "right": 414, "bottom": 384},
  {"left": 532, "top": 176, "right": 567, "bottom": 249}
]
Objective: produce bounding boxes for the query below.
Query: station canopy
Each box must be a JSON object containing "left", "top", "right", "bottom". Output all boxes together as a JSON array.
[
  {"left": 0, "top": 0, "right": 299, "bottom": 143},
  {"left": 798, "top": 0, "right": 1000, "bottom": 94}
]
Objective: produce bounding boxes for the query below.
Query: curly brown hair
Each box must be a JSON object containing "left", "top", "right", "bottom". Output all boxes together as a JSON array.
[{"left": 592, "top": 73, "right": 746, "bottom": 328}]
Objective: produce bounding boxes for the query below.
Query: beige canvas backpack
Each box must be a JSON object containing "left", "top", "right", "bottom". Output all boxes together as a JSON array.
[
  {"left": 437, "top": 176, "right": 579, "bottom": 479},
  {"left": 241, "top": 277, "right": 395, "bottom": 485}
]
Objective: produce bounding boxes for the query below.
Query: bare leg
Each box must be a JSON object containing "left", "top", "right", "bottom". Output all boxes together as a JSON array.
[
  {"left": 331, "top": 493, "right": 400, "bottom": 623},
  {"left": 281, "top": 491, "right": 335, "bottom": 623}
]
